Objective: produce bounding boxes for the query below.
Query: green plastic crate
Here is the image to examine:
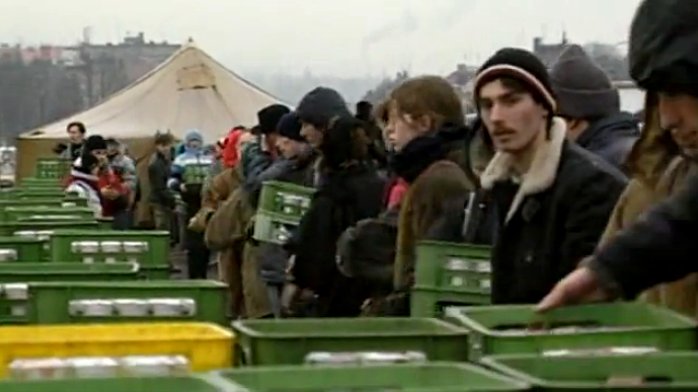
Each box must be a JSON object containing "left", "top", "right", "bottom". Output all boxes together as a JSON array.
[
  {"left": 19, "top": 177, "right": 61, "bottom": 186},
  {"left": 0, "top": 376, "right": 228, "bottom": 392},
  {"left": 141, "top": 266, "right": 172, "bottom": 280},
  {"left": 35, "top": 158, "right": 72, "bottom": 179},
  {"left": 49, "top": 230, "right": 169, "bottom": 268},
  {"left": 214, "top": 362, "right": 529, "bottom": 391},
  {"left": 482, "top": 352, "right": 698, "bottom": 391},
  {"left": 0, "top": 262, "right": 139, "bottom": 283},
  {"left": 232, "top": 317, "right": 469, "bottom": 366},
  {"left": 183, "top": 162, "right": 211, "bottom": 184},
  {"left": 3, "top": 206, "right": 94, "bottom": 222},
  {"left": 0, "top": 221, "right": 98, "bottom": 238},
  {"left": 0, "top": 279, "right": 227, "bottom": 325},
  {"left": 17, "top": 215, "right": 92, "bottom": 224},
  {"left": 0, "top": 190, "right": 70, "bottom": 200},
  {"left": 445, "top": 303, "right": 697, "bottom": 361},
  {"left": 251, "top": 211, "right": 298, "bottom": 245},
  {"left": 411, "top": 286, "right": 491, "bottom": 318},
  {"left": 257, "top": 180, "right": 315, "bottom": 221},
  {"left": 0, "top": 198, "right": 87, "bottom": 209},
  {"left": 0, "top": 237, "right": 44, "bottom": 261},
  {"left": 97, "top": 217, "right": 114, "bottom": 230},
  {"left": 16, "top": 185, "right": 64, "bottom": 192},
  {"left": 414, "top": 241, "right": 491, "bottom": 294}
]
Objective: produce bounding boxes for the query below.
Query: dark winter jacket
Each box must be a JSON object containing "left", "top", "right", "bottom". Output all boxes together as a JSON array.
[
  {"left": 392, "top": 125, "right": 496, "bottom": 291},
  {"left": 60, "top": 142, "right": 83, "bottom": 162},
  {"left": 245, "top": 147, "right": 317, "bottom": 207},
  {"left": 287, "top": 163, "right": 385, "bottom": 316},
  {"left": 148, "top": 151, "right": 175, "bottom": 209},
  {"left": 481, "top": 118, "right": 626, "bottom": 304},
  {"left": 241, "top": 137, "right": 275, "bottom": 193},
  {"left": 576, "top": 112, "right": 640, "bottom": 170}
]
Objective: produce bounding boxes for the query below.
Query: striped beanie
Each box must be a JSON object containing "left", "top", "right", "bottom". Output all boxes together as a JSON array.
[{"left": 474, "top": 47, "right": 557, "bottom": 114}]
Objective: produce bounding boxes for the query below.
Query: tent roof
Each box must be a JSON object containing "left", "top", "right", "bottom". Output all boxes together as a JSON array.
[{"left": 20, "top": 42, "right": 288, "bottom": 141}]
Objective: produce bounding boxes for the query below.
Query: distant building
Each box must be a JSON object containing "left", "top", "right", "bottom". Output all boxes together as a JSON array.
[
  {"left": 0, "top": 32, "right": 181, "bottom": 138},
  {"left": 0, "top": 44, "right": 64, "bottom": 65},
  {"left": 445, "top": 63, "right": 479, "bottom": 115},
  {"left": 446, "top": 63, "right": 477, "bottom": 88},
  {"left": 532, "top": 34, "right": 569, "bottom": 68},
  {"left": 67, "top": 32, "right": 181, "bottom": 105},
  {"left": 80, "top": 32, "right": 180, "bottom": 82}
]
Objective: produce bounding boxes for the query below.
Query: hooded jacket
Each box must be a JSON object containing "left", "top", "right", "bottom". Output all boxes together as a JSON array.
[{"left": 576, "top": 112, "right": 640, "bottom": 170}]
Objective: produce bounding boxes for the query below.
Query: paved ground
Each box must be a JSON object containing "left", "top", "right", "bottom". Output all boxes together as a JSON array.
[{"left": 169, "top": 247, "right": 219, "bottom": 280}]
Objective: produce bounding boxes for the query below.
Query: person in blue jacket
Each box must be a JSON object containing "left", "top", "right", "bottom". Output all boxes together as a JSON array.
[{"left": 169, "top": 129, "right": 213, "bottom": 279}]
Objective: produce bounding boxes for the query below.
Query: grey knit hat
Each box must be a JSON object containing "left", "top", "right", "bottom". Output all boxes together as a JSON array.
[
  {"left": 550, "top": 45, "right": 620, "bottom": 120},
  {"left": 296, "top": 87, "right": 350, "bottom": 129}
]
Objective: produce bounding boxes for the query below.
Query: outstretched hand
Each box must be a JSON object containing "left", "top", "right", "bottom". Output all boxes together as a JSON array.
[{"left": 536, "top": 266, "right": 611, "bottom": 313}]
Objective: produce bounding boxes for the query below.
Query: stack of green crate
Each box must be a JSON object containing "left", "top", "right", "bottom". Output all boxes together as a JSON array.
[
  {"left": 482, "top": 352, "right": 698, "bottom": 391},
  {"left": 35, "top": 158, "right": 72, "bottom": 179},
  {"left": 49, "top": 230, "right": 171, "bottom": 279},
  {"left": 411, "top": 240, "right": 492, "bottom": 318},
  {"left": 252, "top": 180, "right": 315, "bottom": 245},
  {"left": 0, "top": 280, "right": 227, "bottom": 325},
  {"left": 444, "top": 303, "right": 697, "bottom": 361},
  {"left": 183, "top": 162, "right": 211, "bottom": 185},
  {"left": 231, "top": 317, "right": 469, "bottom": 366},
  {"left": 0, "top": 237, "right": 45, "bottom": 261}
]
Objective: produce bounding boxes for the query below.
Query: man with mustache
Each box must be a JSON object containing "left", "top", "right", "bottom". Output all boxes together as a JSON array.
[{"left": 474, "top": 48, "right": 627, "bottom": 304}]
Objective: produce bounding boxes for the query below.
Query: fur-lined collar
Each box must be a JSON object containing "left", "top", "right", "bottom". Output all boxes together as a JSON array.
[{"left": 480, "top": 117, "right": 567, "bottom": 223}]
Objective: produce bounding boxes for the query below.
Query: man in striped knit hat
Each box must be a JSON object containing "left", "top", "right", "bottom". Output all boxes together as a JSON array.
[{"left": 473, "top": 47, "right": 626, "bottom": 304}]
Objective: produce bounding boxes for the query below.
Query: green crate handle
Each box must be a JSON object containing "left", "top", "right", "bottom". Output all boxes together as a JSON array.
[{"left": 234, "top": 342, "right": 252, "bottom": 366}]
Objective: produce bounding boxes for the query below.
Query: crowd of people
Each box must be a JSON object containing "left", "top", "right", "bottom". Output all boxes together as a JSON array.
[{"left": 53, "top": 0, "right": 698, "bottom": 320}]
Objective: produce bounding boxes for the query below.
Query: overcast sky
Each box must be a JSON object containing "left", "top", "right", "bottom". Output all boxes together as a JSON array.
[{"left": 0, "top": 0, "right": 641, "bottom": 76}]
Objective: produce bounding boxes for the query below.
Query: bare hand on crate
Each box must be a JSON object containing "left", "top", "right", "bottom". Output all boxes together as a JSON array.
[{"left": 536, "top": 265, "right": 612, "bottom": 312}]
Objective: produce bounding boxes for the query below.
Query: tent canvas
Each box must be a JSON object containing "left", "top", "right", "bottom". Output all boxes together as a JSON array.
[{"left": 16, "top": 42, "right": 288, "bottom": 180}]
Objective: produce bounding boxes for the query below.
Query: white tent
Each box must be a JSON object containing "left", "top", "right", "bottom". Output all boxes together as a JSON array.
[
  {"left": 17, "top": 41, "right": 288, "bottom": 179},
  {"left": 21, "top": 42, "right": 287, "bottom": 141}
]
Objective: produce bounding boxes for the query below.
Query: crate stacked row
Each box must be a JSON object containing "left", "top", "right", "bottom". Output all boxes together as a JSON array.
[
  {"left": 0, "top": 170, "right": 239, "bottom": 388},
  {"left": 0, "top": 182, "right": 230, "bottom": 326},
  {"left": 225, "top": 302, "right": 698, "bottom": 389},
  {"left": 2, "top": 302, "right": 694, "bottom": 390}
]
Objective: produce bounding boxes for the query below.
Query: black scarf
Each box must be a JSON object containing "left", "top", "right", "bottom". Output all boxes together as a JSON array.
[
  {"left": 391, "top": 124, "right": 472, "bottom": 183},
  {"left": 390, "top": 135, "right": 447, "bottom": 183}
]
